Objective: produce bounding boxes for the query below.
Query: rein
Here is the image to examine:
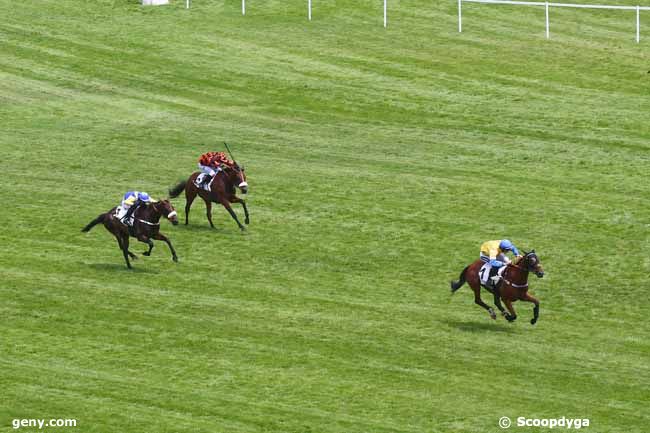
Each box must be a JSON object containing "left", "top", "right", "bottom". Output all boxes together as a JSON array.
[
  {"left": 135, "top": 203, "right": 176, "bottom": 227},
  {"left": 136, "top": 218, "right": 160, "bottom": 226}
]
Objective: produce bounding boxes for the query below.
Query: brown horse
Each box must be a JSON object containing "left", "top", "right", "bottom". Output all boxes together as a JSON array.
[
  {"left": 450, "top": 251, "right": 545, "bottom": 324},
  {"left": 168, "top": 164, "right": 249, "bottom": 231},
  {"left": 82, "top": 199, "right": 179, "bottom": 269}
]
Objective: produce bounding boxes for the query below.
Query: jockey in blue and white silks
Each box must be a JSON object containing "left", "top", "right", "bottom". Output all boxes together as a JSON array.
[
  {"left": 117, "top": 191, "right": 155, "bottom": 225},
  {"left": 479, "top": 239, "right": 521, "bottom": 287}
]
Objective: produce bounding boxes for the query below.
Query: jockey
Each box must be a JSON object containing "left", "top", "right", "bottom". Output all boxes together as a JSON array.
[
  {"left": 118, "top": 191, "right": 155, "bottom": 225},
  {"left": 197, "top": 151, "right": 234, "bottom": 188},
  {"left": 479, "top": 239, "right": 521, "bottom": 288}
]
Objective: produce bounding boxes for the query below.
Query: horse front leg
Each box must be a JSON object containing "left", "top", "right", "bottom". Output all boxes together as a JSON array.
[
  {"left": 231, "top": 196, "right": 249, "bottom": 225},
  {"left": 504, "top": 299, "right": 517, "bottom": 322},
  {"left": 153, "top": 232, "right": 178, "bottom": 263},
  {"left": 138, "top": 235, "right": 154, "bottom": 256},
  {"left": 521, "top": 292, "right": 540, "bottom": 325},
  {"left": 220, "top": 199, "right": 245, "bottom": 231}
]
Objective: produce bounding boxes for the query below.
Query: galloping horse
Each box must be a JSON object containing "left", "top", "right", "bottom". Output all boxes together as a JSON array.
[
  {"left": 450, "top": 251, "right": 545, "bottom": 324},
  {"left": 82, "top": 199, "right": 179, "bottom": 269},
  {"left": 168, "top": 164, "right": 249, "bottom": 231}
]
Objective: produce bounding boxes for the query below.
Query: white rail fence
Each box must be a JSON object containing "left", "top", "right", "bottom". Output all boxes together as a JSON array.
[
  {"left": 180, "top": 0, "right": 389, "bottom": 26},
  {"left": 459, "top": 0, "right": 650, "bottom": 42},
  {"left": 163, "top": 0, "right": 648, "bottom": 41}
]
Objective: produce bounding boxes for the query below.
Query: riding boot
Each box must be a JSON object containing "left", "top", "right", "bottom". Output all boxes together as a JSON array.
[
  {"left": 490, "top": 275, "right": 501, "bottom": 290},
  {"left": 122, "top": 204, "right": 138, "bottom": 225}
]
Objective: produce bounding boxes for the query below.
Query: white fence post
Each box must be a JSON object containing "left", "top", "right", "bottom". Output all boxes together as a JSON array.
[
  {"left": 308, "top": 0, "right": 312, "bottom": 20},
  {"left": 186, "top": 0, "right": 189, "bottom": 9},
  {"left": 384, "top": 0, "right": 387, "bottom": 27},
  {"left": 545, "top": 1, "right": 550, "bottom": 38},
  {"left": 459, "top": 0, "right": 463, "bottom": 32},
  {"left": 242, "top": 0, "right": 246, "bottom": 15},
  {"left": 637, "top": 5, "right": 641, "bottom": 42}
]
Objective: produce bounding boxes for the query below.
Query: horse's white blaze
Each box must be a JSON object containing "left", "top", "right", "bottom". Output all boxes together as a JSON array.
[
  {"left": 167, "top": 211, "right": 178, "bottom": 219},
  {"left": 238, "top": 181, "right": 248, "bottom": 188}
]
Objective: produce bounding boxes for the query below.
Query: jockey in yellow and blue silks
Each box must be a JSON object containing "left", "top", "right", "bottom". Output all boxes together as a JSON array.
[
  {"left": 479, "top": 239, "right": 521, "bottom": 288},
  {"left": 118, "top": 191, "right": 155, "bottom": 225}
]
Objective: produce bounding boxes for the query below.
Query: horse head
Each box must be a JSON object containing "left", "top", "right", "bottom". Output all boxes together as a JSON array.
[
  {"left": 521, "top": 250, "right": 544, "bottom": 278},
  {"left": 223, "top": 163, "right": 248, "bottom": 194},
  {"left": 153, "top": 199, "right": 179, "bottom": 225}
]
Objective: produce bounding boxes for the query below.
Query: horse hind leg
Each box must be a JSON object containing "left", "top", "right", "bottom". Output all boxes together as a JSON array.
[
  {"left": 473, "top": 288, "right": 497, "bottom": 320},
  {"left": 115, "top": 235, "right": 137, "bottom": 260},
  {"left": 491, "top": 288, "right": 508, "bottom": 318},
  {"left": 121, "top": 235, "right": 132, "bottom": 269},
  {"left": 185, "top": 187, "right": 198, "bottom": 226},
  {"left": 451, "top": 266, "right": 468, "bottom": 293}
]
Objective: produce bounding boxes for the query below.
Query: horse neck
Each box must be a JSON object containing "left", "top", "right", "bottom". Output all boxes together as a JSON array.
[
  {"left": 222, "top": 170, "right": 238, "bottom": 185},
  {"left": 506, "top": 262, "right": 529, "bottom": 283},
  {"left": 216, "top": 171, "right": 238, "bottom": 191},
  {"left": 139, "top": 204, "right": 162, "bottom": 223}
]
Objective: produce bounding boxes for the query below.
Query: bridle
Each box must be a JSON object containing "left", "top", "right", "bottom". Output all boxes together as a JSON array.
[{"left": 224, "top": 164, "right": 248, "bottom": 190}]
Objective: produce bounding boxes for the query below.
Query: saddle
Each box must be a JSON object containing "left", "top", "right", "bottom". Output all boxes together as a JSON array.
[
  {"left": 114, "top": 207, "right": 138, "bottom": 236},
  {"left": 479, "top": 263, "right": 505, "bottom": 292},
  {"left": 194, "top": 174, "right": 213, "bottom": 191}
]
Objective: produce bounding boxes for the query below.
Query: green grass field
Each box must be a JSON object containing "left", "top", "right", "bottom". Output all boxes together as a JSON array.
[{"left": 1, "top": 0, "right": 649, "bottom": 432}]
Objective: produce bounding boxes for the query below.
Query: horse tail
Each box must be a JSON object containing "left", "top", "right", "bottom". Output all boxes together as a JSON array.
[
  {"left": 82, "top": 213, "right": 106, "bottom": 232},
  {"left": 450, "top": 266, "right": 469, "bottom": 293},
  {"left": 169, "top": 179, "right": 187, "bottom": 198}
]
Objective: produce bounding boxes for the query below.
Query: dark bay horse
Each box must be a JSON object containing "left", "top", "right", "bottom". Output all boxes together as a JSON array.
[
  {"left": 450, "top": 251, "right": 545, "bottom": 324},
  {"left": 168, "top": 164, "right": 249, "bottom": 231},
  {"left": 82, "top": 199, "right": 179, "bottom": 269}
]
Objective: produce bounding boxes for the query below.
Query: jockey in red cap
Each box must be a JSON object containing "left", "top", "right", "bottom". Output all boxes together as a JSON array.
[{"left": 197, "top": 151, "right": 234, "bottom": 189}]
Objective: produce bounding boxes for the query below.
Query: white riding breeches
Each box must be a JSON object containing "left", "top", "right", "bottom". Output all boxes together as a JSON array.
[{"left": 198, "top": 164, "right": 221, "bottom": 177}]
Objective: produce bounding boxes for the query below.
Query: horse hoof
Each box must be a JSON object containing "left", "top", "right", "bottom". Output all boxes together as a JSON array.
[
  {"left": 530, "top": 318, "right": 538, "bottom": 325},
  {"left": 245, "top": 219, "right": 250, "bottom": 225},
  {"left": 143, "top": 252, "right": 151, "bottom": 256},
  {"left": 173, "top": 256, "right": 178, "bottom": 263},
  {"left": 506, "top": 315, "right": 517, "bottom": 323}
]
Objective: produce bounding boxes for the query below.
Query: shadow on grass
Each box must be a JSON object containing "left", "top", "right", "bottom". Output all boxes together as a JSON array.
[
  {"left": 86, "top": 263, "right": 157, "bottom": 273},
  {"left": 174, "top": 223, "right": 223, "bottom": 233},
  {"left": 443, "top": 318, "right": 516, "bottom": 333},
  {"left": 175, "top": 223, "right": 249, "bottom": 237}
]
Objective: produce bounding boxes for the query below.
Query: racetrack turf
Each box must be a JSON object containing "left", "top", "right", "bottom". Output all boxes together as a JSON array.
[{"left": 1, "top": 0, "right": 649, "bottom": 432}]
